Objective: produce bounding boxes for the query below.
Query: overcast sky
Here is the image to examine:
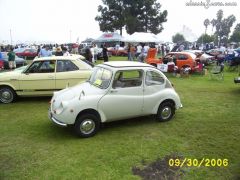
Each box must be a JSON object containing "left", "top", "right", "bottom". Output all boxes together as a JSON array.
[{"left": 0, "top": 0, "right": 239, "bottom": 44}]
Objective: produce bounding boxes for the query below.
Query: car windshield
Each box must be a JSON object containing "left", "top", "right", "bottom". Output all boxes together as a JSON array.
[{"left": 88, "top": 67, "right": 112, "bottom": 89}]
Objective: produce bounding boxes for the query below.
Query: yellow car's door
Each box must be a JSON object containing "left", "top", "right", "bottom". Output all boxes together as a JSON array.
[
  {"left": 18, "top": 60, "right": 56, "bottom": 95},
  {"left": 55, "top": 60, "right": 90, "bottom": 89}
]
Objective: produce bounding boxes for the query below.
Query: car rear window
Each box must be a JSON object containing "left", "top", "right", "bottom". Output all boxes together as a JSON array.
[{"left": 145, "top": 70, "right": 165, "bottom": 86}]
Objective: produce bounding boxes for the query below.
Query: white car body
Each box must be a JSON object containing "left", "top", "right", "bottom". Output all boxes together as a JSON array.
[{"left": 49, "top": 61, "right": 182, "bottom": 137}]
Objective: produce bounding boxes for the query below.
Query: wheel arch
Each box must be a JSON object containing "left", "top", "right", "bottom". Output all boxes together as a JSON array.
[
  {"left": 155, "top": 99, "right": 176, "bottom": 114},
  {"left": 160, "top": 99, "right": 175, "bottom": 107},
  {"left": 181, "top": 64, "right": 191, "bottom": 68},
  {"left": 76, "top": 108, "right": 101, "bottom": 124},
  {"left": 0, "top": 84, "right": 16, "bottom": 90},
  {"left": 0, "top": 84, "right": 17, "bottom": 94}
]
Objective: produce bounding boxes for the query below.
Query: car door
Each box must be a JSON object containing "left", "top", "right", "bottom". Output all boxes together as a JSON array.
[
  {"left": 98, "top": 69, "right": 144, "bottom": 121},
  {"left": 143, "top": 70, "right": 166, "bottom": 115},
  {"left": 18, "top": 60, "right": 56, "bottom": 95},
  {"left": 177, "top": 54, "right": 189, "bottom": 68},
  {"left": 55, "top": 60, "right": 90, "bottom": 89}
]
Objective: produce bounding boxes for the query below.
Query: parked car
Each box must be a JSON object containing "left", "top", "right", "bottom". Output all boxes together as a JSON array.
[
  {"left": 146, "top": 52, "right": 197, "bottom": 70},
  {"left": 205, "top": 49, "right": 223, "bottom": 57},
  {"left": 0, "top": 55, "right": 92, "bottom": 103},
  {"left": 49, "top": 61, "right": 182, "bottom": 137},
  {"left": 108, "top": 47, "right": 128, "bottom": 56},
  {"left": 0, "top": 52, "right": 27, "bottom": 69},
  {"left": 184, "top": 50, "right": 214, "bottom": 65},
  {"left": 15, "top": 48, "right": 38, "bottom": 58}
]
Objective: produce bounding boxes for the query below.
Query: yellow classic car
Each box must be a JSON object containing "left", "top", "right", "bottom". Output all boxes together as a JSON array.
[{"left": 0, "top": 55, "right": 93, "bottom": 103}]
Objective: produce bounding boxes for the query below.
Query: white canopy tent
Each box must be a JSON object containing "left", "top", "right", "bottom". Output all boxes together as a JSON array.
[
  {"left": 94, "top": 33, "right": 122, "bottom": 43},
  {"left": 122, "top": 32, "right": 161, "bottom": 43}
]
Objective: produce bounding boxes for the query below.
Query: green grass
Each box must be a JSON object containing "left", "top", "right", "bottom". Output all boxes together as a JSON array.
[{"left": 1, "top": 56, "right": 240, "bottom": 179}]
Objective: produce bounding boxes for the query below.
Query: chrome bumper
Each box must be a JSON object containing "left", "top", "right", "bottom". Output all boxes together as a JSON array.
[{"left": 48, "top": 109, "right": 67, "bottom": 127}]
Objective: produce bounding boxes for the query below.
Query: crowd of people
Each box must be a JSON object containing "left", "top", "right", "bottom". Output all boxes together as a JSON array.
[{"left": 1, "top": 40, "right": 239, "bottom": 72}]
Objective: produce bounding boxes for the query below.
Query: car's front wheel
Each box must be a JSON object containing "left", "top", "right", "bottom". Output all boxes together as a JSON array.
[
  {"left": 156, "top": 101, "right": 175, "bottom": 122},
  {"left": 0, "top": 86, "right": 16, "bottom": 104},
  {"left": 74, "top": 114, "right": 100, "bottom": 138}
]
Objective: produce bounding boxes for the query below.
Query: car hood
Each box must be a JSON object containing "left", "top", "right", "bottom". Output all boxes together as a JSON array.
[
  {"left": 200, "top": 53, "right": 214, "bottom": 59},
  {"left": 52, "top": 82, "right": 106, "bottom": 103},
  {"left": 0, "top": 70, "right": 21, "bottom": 81}
]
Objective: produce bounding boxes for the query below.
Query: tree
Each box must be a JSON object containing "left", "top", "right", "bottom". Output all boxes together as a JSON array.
[
  {"left": 212, "top": 9, "right": 236, "bottom": 46},
  {"left": 197, "top": 34, "right": 214, "bottom": 44},
  {"left": 95, "top": 0, "right": 125, "bottom": 35},
  {"left": 204, "top": 19, "right": 210, "bottom": 34},
  {"left": 95, "top": 0, "right": 167, "bottom": 35},
  {"left": 172, "top": 33, "right": 185, "bottom": 43},
  {"left": 210, "top": 19, "right": 217, "bottom": 33},
  {"left": 130, "top": 0, "right": 168, "bottom": 34},
  {"left": 230, "top": 23, "right": 240, "bottom": 42}
]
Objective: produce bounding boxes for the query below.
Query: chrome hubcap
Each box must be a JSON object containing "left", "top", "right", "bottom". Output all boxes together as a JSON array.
[
  {"left": 0, "top": 89, "right": 13, "bottom": 103},
  {"left": 80, "top": 119, "right": 95, "bottom": 134},
  {"left": 161, "top": 106, "right": 171, "bottom": 119}
]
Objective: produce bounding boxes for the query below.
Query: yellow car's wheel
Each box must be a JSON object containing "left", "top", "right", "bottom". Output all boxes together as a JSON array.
[{"left": 0, "top": 86, "right": 16, "bottom": 104}]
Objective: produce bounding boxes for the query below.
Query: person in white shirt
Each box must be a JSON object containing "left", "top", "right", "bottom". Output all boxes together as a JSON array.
[
  {"left": 136, "top": 44, "right": 142, "bottom": 58},
  {"left": 62, "top": 47, "right": 70, "bottom": 56},
  {"left": 92, "top": 44, "right": 98, "bottom": 63},
  {"left": 90, "top": 46, "right": 95, "bottom": 63},
  {"left": 144, "top": 45, "right": 149, "bottom": 56}
]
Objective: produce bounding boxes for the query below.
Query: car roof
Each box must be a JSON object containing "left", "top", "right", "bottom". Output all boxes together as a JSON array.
[
  {"left": 169, "top": 52, "right": 196, "bottom": 59},
  {"left": 34, "top": 54, "right": 85, "bottom": 61},
  {"left": 100, "top": 61, "right": 153, "bottom": 68}
]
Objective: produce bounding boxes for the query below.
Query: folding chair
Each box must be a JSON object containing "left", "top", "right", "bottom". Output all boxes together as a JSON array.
[
  {"left": 210, "top": 64, "right": 224, "bottom": 80},
  {"left": 167, "top": 64, "right": 175, "bottom": 73},
  {"left": 194, "top": 63, "right": 204, "bottom": 75}
]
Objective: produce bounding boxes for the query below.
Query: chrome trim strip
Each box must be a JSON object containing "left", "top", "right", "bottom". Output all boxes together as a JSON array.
[
  {"left": 51, "top": 116, "right": 67, "bottom": 127},
  {"left": 48, "top": 110, "right": 67, "bottom": 127}
]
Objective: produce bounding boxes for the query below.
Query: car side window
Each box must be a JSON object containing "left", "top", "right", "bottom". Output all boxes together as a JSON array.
[
  {"left": 56, "top": 60, "right": 79, "bottom": 72},
  {"left": 178, "top": 54, "right": 188, "bottom": 60},
  {"left": 113, "top": 70, "right": 143, "bottom": 89},
  {"left": 26, "top": 60, "right": 56, "bottom": 73},
  {"left": 145, "top": 70, "right": 164, "bottom": 86}
]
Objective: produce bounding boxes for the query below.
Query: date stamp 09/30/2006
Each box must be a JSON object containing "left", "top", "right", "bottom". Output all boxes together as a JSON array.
[{"left": 168, "top": 158, "right": 229, "bottom": 167}]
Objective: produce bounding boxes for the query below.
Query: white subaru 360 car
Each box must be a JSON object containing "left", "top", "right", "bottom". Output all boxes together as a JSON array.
[{"left": 49, "top": 61, "right": 182, "bottom": 137}]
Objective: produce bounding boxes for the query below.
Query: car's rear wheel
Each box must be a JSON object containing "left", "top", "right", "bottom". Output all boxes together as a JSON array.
[
  {"left": 74, "top": 114, "right": 100, "bottom": 138},
  {"left": 0, "top": 86, "right": 16, "bottom": 104},
  {"left": 156, "top": 101, "right": 175, "bottom": 122}
]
